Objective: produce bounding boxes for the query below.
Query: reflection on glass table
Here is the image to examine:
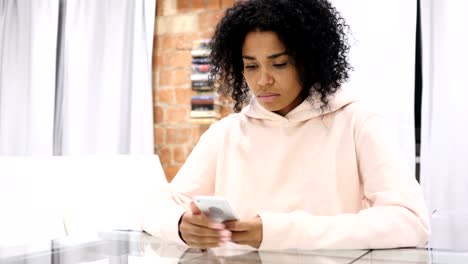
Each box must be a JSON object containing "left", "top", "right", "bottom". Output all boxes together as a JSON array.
[
  {"left": 429, "top": 208, "right": 468, "bottom": 251},
  {"left": 1, "top": 229, "right": 468, "bottom": 264},
  {"left": 353, "top": 248, "right": 468, "bottom": 264},
  {"left": 0, "top": 231, "right": 367, "bottom": 264}
]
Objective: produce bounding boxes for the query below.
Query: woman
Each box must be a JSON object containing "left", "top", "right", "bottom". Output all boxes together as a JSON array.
[{"left": 144, "top": 0, "right": 430, "bottom": 250}]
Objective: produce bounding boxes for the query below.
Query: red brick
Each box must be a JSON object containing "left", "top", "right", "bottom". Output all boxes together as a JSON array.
[
  {"left": 169, "top": 51, "right": 191, "bottom": 68},
  {"left": 198, "top": 125, "right": 210, "bottom": 137},
  {"left": 164, "top": 165, "right": 181, "bottom": 182},
  {"left": 206, "top": 0, "right": 221, "bottom": 10},
  {"left": 199, "top": 11, "right": 224, "bottom": 30},
  {"left": 176, "top": 33, "right": 198, "bottom": 50},
  {"left": 173, "top": 68, "right": 191, "bottom": 86},
  {"left": 191, "top": 125, "right": 209, "bottom": 144},
  {"left": 159, "top": 35, "right": 177, "bottom": 50},
  {"left": 221, "top": 0, "right": 235, "bottom": 8},
  {"left": 159, "top": 53, "right": 172, "bottom": 68},
  {"left": 158, "top": 70, "right": 167, "bottom": 86},
  {"left": 152, "top": 75, "right": 156, "bottom": 92},
  {"left": 157, "top": 146, "right": 172, "bottom": 164},
  {"left": 156, "top": 89, "right": 175, "bottom": 104},
  {"left": 156, "top": 1, "right": 164, "bottom": 16},
  {"left": 153, "top": 54, "right": 164, "bottom": 69},
  {"left": 167, "top": 127, "right": 193, "bottom": 144},
  {"left": 152, "top": 72, "right": 158, "bottom": 91},
  {"left": 154, "top": 127, "right": 165, "bottom": 145},
  {"left": 177, "top": 0, "right": 190, "bottom": 13},
  {"left": 175, "top": 88, "right": 193, "bottom": 104},
  {"left": 158, "top": 68, "right": 173, "bottom": 86},
  {"left": 167, "top": 107, "right": 188, "bottom": 123},
  {"left": 154, "top": 106, "right": 165, "bottom": 123},
  {"left": 192, "top": 0, "right": 204, "bottom": 10},
  {"left": 159, "top": 68, "right": 190, "bottom": 87},
  {"left": 186, "top": 144, "right": 195, "bottom": 156},
  {"left": 201, "top": 31, "right": 214, "bottom": 39},
  {"left": 173, "top": 147, "right": 187, "bottom": 163},
  {"left": 153, "top": 35, "right": 159, "bottom": 50}
]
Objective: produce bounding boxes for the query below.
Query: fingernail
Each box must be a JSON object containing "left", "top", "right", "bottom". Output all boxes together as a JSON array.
[
  {"left": 220, "top": 230, "right": 231, "bottom": 237},
  {"left": 211, "top": 223, "right": 225, "bottom": 229}
]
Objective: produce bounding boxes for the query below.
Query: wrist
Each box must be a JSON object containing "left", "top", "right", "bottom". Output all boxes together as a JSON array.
[
  {"left": 178, "top": 212, "right": 188, "bottom": 244},
  {"left": 254, "top": 215, "right": 263, "bottom": 249}
]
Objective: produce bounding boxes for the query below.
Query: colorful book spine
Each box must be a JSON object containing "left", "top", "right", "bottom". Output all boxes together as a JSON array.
[{"left": 190, "top": 39, "right": 220, "bottom": 119}]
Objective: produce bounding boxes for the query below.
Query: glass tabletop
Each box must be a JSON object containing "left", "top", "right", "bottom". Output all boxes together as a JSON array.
[
  {"left": 1, "top": 231, "right": 468, "bottom": 264},
  {"left": 0, "top": 231, "right": 367, "bottom": 264}
]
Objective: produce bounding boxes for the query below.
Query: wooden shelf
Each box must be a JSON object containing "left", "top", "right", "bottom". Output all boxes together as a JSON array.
[{"left": 189, "top": 118, "right": 219, "bottom": 125}]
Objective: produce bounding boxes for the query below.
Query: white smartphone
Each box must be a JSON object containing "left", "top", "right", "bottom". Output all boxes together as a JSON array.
[{"left": 193, "top": 196, "right": 239, "bottom": 223}]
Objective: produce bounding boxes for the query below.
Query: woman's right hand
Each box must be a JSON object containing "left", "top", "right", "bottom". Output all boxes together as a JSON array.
[{"left": 178, "top": 202, "right": 232, "bottom": 248}]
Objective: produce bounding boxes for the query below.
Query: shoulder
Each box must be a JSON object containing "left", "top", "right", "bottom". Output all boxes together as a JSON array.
[
  {"left": 326, "top": 88, "right": 384, "bottom": 127},
  {"left": 336, "top": 101, "right": 384, "bottom": 125},
  {"left": 204, "top": 113, "right": 243, "bottom": 135},
  {"left": 338, "top": 102, "right": 398, "bottom": 146},
  {"left": 326, "top": 100, "right": 390, "bottom": 140}
]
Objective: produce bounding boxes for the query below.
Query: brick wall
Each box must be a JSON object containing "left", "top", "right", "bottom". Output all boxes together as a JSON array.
[{"left": 153, "top": 0, "right": 235, "bottom": 182}]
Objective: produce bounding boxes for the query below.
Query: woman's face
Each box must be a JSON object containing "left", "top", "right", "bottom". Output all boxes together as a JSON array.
[{"left": 242, "top": 31, "right": 304, "bottom": 116}]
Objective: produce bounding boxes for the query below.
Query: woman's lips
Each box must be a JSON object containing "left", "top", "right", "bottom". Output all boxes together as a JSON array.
[{"left": 257, "top": 93, "right": 280, "bottom": 103}]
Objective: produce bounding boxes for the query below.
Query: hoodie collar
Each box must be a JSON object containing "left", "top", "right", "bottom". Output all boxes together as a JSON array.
[{"left": 241, "top": 87, "right": 357, "bottom": 123}]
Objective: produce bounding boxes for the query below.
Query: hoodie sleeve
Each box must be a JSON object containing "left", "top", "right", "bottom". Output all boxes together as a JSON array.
[
  {"left": 142, "top": 122, "right": 222, "bottom": 244},
  {"left": 258, "top": 114, "right": 430, "bottom": 250}
]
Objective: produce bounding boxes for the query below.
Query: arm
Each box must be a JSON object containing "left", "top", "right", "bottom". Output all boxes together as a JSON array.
[
  {"left": 257, "top": 115, "right": 430, "bottom": 250},
  {"left": 142, "top": 122, "right": 222, "bottom": 243}
]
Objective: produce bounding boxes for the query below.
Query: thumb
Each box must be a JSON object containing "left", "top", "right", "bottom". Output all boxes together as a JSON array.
[{"left": 190, "top": 201, "right": 202, "bottom": 215}]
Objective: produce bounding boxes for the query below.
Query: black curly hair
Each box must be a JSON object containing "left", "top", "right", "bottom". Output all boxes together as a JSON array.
[{"left": 209, "top": 0, "right": 352, "bottom": 112}]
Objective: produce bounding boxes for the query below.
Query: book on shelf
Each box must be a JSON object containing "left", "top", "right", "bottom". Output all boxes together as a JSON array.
[
  {"left": 192, "top": 64, "right": 211, "bottom": 74},
  {"left": 192, "top": 84, "right": 212, "bottom": 91},
  {"left": 191, "top": 105, "right": 215, "bottom": 111},
  {"left": 191, "top": 97, "right": 214, "bottom": 106},
  {"left": 190, "top": 100, "right": 220, "bottom": 119},
  {"left": 190, "top": 39, "right": 219, "bottom": 120},
  {"left": 192, "top": 39, "right": 210, "bottom": 50},
  {"left": 192, "top": 92, "right": 220, "bottom": 103},
  {"left": 190, "top": 110, "right": 220, "bottom": 119},
  {"left": 191, "top": 73, "right": 209, "bottom": 82},
  {"left": 192, "top": 39, "right": 210, "bottom": 57},
  {"left": 191, "top": 49, "right": 210, "bottom": 58},
  {"left": 192, "top": 57, "right": 210, "bottom": 64},
  {"left": 192, "top": 80, "right": 211, "bottom": 88}
]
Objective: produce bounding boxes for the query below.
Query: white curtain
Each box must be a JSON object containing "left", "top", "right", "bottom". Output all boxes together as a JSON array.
[
  {"left": 331, "top": 0, "right": 417, "bottom": 172},
  {"left": 420, "top": 1, "right": 468, "bottom": 212},
  {"left": 0, "top": 0, "right": 155, "bottom": 155},
  {"left": 0, "top": 0, "right": 59, "bottom": 155},
  {"left": 0, "top": 0, "right": 156, "bottom": 244}
]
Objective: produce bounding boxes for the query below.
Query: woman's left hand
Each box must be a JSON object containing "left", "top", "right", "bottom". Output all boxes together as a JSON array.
[{"left": 224, "top": 216, "right": 263, "bottom": 249}]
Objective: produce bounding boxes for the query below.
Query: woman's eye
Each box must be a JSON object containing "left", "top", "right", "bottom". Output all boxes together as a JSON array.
[
  {"left": 273, "top": 62, "right": 288, "bottom": 68},
  {"left": 245, "top": 65, "right": 258, "bottom": 70}
]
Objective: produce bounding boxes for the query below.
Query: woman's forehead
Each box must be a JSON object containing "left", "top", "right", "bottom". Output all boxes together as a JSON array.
[{"left": 241, "top": 31, "right": 287, "bottom": 57}]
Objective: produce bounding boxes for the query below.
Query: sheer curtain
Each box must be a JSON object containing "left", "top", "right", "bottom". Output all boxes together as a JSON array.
[
  {"left": 420, "top": 1, "right": 468, "bottom": 212},
  {"left": 0, "top": 0, "right": 59, "bottom": 155},
  {"left": 331, "top": 0, "right": 417, "bottom": 172},
  {"left": 0, "top": 0, "right": 156, "bottom": 242},
  {"left": 54, "top": 0, "right": 155, "bottom": 154},
  {"left": 0, "top": 0, "right": 155, "bottom": 155}
]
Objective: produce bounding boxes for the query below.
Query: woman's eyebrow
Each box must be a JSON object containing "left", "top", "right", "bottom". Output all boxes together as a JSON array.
[
  {"left": 242, "top": 51, "right": 288, "bottom": 60},
  {"left": 267, "top": 51, "right": 288, "bottom": 59},
  {"left": 242, "top": 55, "right": 256, "bottom": 60}
]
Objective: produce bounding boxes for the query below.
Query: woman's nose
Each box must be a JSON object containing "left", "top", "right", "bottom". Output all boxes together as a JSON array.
[{"left": 257, "top": 70, "right": 274, "bottom": 86}]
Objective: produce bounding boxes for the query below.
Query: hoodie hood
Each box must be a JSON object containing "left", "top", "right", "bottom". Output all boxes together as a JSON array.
[{"left": 241, "top": 87, "right": 357, "bottom": 123}]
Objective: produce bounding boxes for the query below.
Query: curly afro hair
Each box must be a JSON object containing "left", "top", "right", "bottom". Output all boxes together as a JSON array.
[{"left": 209, "top": 0, "right": 352, "bottom": 112}]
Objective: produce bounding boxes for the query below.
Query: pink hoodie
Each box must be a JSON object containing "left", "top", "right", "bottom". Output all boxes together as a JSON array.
[{"left": 145, "top": 89, "right": 430, "bottom": 250}]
